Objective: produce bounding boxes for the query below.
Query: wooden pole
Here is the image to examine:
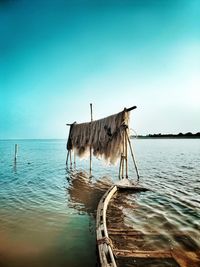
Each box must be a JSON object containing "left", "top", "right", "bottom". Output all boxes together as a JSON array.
[
  {"left": 14, "top": 144, "right": 18, "bottom": 161},
  {"left": 69, "top": 150, "right": 72, "bottom": 168},
  {"left": 66, "top": 122, "right": 76, "bottom": 166},
  {"left": 90, "top": 103, "right": 93, "bottom": 121},
  {"left": 89, "top": 103, "right": 93, "bottom": 174},
  {"left": 125, "top": 130, "right": 128, "bottom": 178},
  {"left": 125, "top": 106, "right": 137, "bottom": 112},
  {"left": 74, "top": 150, "right": 76, "bottom": 167},
  {"left": 125, "top": 129, "right": 140, "bottom": 181},
  {"left": 118, "top": 154, "right": 122, "bottom": 179},
  {"left": 121, "top": 135, "right": 125, "bottom": 179},
  {"left": 66, "top": 150, "right": 69, "bottom": 166}
]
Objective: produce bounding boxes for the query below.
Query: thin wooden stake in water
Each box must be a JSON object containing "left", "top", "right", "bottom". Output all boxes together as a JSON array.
[
  {"left": 89, "top": 103, "right": 93, "bottom": 175},
  {"left": 69, "top": 150, "right": 72, "bottom": 168},
  {"left": 126, "top": 130, "right": 140, "bottom": 181},
  {"left": 66, "top": 150, "right": 69, "bottom": 166},
  {"left": 14, "top": 144, "right": 18, "bottom": 161},
  {"left": 74, "top": 150, "right": 76, "bottom": 167},
  {"left": 66, "top": 122, "right": 76, "bottom": 166}
]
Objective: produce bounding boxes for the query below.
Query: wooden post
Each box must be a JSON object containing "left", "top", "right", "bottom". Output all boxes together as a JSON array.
[
  {"left": 118, "top": 154, "right": 122, "bottom": 179},
  {"left": 126, "top": 130, "right": 140, "bottom": 181},
  {"left": 74, "top": 150, "right": 76, "bottom": 167},
  {"left": 66, "top": 122, "right": 76, "bottom": 166},
  {"left": 66, "top": 150, "right": 69, "bottom": 166},
  {"left": 69, "top": 150, "right": 72, "bottom": 168},
  {"left": 89, "top": 103, "right": 93, "bottom": 175},
  {"left": 121, "top": 134, "right": 125, "bottom": 179},
  {"left": 125, "top": 130, "right": 128, "bottom": 178},
  {"left": 14, "top": 144, "right": 18, "bottom": 161}
]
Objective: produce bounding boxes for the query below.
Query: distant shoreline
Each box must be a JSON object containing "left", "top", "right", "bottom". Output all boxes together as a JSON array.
[{"left": 131, "top": 132, "right": 200, "bottom": 139}]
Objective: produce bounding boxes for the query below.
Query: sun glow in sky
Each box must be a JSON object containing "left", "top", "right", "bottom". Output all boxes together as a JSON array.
[{"left": 0, "top": 0, "right": 200, "bottom": 139}]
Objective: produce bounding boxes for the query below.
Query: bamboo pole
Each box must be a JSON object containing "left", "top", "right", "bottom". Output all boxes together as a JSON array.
[
  {"left": 125, "top": 106, "right": 137, "bottom": 112},
  {"left": 89, "top": 103, "right": 93, "bottom": 174},
  {"left": 121, "top": 135, "right": 125, "bottom": 179},
  {"left": 14, "top": 144, "right": 18, "bottom": 161},
  {"left": 125, "top": 129, "right": 140, "bottom": 181},
  {"left": 74, "top": 150, "right": 76, "bottom": 167},
  {"left": 125, "top": 130, "right": 128, "bottom": 178},
  {"left": 118, "top": 154, "right": 122, "bottom": 179},
  {"left": 66, "top": 150, "right": 69, "bottom": 166},
  {"left": 69, "top": 150, "right": 72, "bottom": 168},
  {"left": 66, "top": 122, "right": 76, "bottom": 166}
]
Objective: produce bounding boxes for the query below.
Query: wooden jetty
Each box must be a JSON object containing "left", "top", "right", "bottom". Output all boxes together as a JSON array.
[{"left": 96, "top": 180, "right": 200, "bottom": 267}]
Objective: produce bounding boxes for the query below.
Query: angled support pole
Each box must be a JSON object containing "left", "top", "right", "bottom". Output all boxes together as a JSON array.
[{"left": 126, "top": 129, "right": 140, "bottom": 181}]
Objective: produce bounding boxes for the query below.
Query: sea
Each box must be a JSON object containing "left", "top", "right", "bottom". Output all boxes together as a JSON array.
[{"left": 0, "top": 139, "right": 199, "bottom": 267}]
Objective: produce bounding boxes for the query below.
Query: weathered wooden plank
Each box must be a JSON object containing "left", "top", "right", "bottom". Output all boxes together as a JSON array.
[
  {"left": 114, "top": 249, "right": 172, "bottom": 259},
  {"left": 108, "top": 229, "right": 194, "bottom": 239},
  {"left": 172, "top": 250, "right": 200, "bottom": 267}
]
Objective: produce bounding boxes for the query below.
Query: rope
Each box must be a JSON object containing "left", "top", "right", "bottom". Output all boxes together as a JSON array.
[{"left": 97, "top": 237, "right": 114, "bottom": 249}]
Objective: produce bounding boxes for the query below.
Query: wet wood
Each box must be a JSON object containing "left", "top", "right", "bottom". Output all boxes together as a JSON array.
[
  {"left": 172, "top": 250, "right": 200, "bottom": 267},
  {"left": 96, "top": 184, "right": 200, "bottom": 267},
  {"left": 66, "top": 150, "right": 69, "bottom": 165},
  {"left": 108, "top": 228, "right": 195, "bottom": 238},
  {"left": 114, "top": 249, "right": 172, "bottom": 258},
  {"left": 96, "top": 185, "right": 118, "bottom": 267},
  {"left": 96, "top": 184, "right": 150, "bottom": 267},
  {"left": 69, "top": 150, "right": 72, "bottom": 167},
  {"left": 14, "top": 144, "right": 18, "bottom": 161}
]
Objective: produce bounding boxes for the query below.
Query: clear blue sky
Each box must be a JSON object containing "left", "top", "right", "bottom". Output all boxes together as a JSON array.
[{"left": 0, "top": 0, "right": 199, "bottom": 139}]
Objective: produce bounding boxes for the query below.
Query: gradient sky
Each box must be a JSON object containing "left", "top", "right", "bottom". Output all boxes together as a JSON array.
[{"left": 0, "top": 0, "right": 200, "bottom": 139}]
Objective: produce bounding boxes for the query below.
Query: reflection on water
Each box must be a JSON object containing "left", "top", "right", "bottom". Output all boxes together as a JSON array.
[
  {"left": 0, "top": 139, "right": 200, "bottom": 267},
  {"left": 66, "top": 169, "right": 112, "bottom": 215}
]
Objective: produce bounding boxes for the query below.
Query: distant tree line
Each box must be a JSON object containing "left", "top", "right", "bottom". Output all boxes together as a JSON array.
[{"left": 131, "top": 132, "right": 200, "bottom": 139}]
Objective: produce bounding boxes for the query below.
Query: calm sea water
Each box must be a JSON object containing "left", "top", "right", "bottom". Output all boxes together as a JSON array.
[{"left": 0, "top": 139, "right": 199, "bottom": 267}]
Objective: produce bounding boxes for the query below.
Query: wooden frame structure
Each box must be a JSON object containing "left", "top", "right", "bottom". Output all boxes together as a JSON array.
[
  {"left": 118, "top": 126, "right": 139, "bottom": 181},
  {"left": 65, "top": 105, "right": 199, "bottom": 267},
  {"left": 66, "top": 105, "right": 140, "bottom": 180}
]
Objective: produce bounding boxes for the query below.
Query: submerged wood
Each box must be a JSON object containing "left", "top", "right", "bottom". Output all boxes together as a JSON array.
[
  {"left": 14, "top": 144, "right": 18, "bottom": 161},
  {"left": 96, "top": 182, "right": 199, "bottom": 267},
  {"left": 96, "top": 185, "right": 118, "bottom": 267},
  {"left": 96, "top": 181, "right": 149, "bottom": 267}
]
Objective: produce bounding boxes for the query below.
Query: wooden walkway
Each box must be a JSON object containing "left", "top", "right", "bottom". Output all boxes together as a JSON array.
[{"left": 96, "top": 182, "right": 200, "bottom": 267}]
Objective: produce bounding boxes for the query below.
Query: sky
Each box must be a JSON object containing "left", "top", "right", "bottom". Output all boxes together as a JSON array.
[{"left": 0, "top": 0, "right": 200, "bottom": 139}]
